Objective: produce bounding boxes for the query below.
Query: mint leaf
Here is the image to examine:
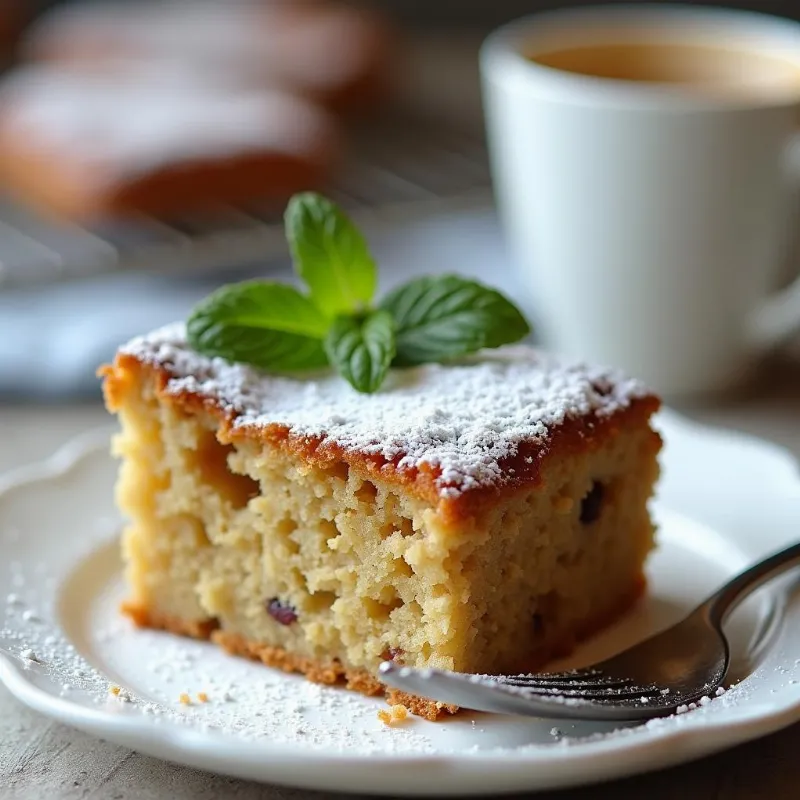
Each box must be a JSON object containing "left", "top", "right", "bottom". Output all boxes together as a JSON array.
[
  {"left": 324, "top": 311, "right": 396, "bottom": 393},
  {"left": 187, "top": 281, "right": 329, "bottom": 371},
  {"left": 380, "top": 275, "right": 531, "bottom": 366},
  {"left": 285, "top": 193, "right": 377, "bottom": 317}
]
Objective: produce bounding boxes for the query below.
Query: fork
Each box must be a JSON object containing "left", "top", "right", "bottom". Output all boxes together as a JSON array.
[{"left": 379, "top": 540, "right": 800, "bottom": 720}]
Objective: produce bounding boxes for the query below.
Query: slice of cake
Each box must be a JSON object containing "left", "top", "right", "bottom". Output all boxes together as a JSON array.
[{"left": 101, "top": 323, "right": 661, "bottom": 719}]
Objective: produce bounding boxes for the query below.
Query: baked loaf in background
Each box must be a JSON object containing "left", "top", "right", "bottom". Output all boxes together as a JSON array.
[
  {"left": 0, "top": 69, "right": 340, "bottom": 221},
  {"left": 22, "top": 0, "right": 391, "bottom": 111},
  {"left": 0, "top": 0, "right": 391, "bottom": 221}
]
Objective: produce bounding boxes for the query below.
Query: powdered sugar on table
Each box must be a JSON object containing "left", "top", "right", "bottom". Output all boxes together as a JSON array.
[{"left": 120, "top": 322, "right": 650, "bottom": 498}]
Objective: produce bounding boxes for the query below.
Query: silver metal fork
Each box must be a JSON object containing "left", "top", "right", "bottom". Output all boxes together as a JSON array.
[{"left": 379, "top": 541, "right": 800, "bottom": 720}]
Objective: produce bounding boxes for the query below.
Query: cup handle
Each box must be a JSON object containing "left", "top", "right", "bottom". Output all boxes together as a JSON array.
[{"left": 748, "top": 137, "right": 800, "bottom": 351}]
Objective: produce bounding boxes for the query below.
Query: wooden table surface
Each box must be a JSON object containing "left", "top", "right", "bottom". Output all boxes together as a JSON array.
[{"left": 1, "top": 358, "right": 799, "bottom": 799}]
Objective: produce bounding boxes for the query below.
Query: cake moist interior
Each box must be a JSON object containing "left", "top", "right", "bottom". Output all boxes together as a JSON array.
[{"left": 115, "top": 367, "right": 658, "bottom": 678}]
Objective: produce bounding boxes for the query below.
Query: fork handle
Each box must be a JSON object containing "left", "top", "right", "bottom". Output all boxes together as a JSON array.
[{"left": 701, "top": 540, "right": 800, "bottom": 627}]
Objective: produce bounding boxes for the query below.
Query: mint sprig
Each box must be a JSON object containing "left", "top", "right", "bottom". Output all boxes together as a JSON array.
[
  {"left": 325, "top": 311, "right": 396, "bottom": 394},
  {"left": 187, "top": 282, "right": 328, "bottom": 370},
  {"left": 381, "top": 275, "right": 531, "bottom": 366},
  {"left": 285, "top": 193, "right": 377, "bottom": 317},
  {"left": 187, "top": 193, "right": 531, "bottom": 393}
]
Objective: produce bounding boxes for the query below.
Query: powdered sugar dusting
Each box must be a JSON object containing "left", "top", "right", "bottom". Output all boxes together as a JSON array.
[{"left": 120, "top": 323, "right": 651, "bottom": 498}]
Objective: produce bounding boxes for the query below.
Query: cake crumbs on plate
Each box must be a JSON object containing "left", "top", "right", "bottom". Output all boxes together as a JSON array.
[
  {"left": 197, "top": 691, "right": 209, "bottom": 703},
  {"left": 178, "top": 692, "right": 192, "bottom": 705},
  {"left": 107, "top": 684, "right": 133, "bottom": 702},
  {"left": 378, "top": 704, "right": 409, "bottom": 726}
]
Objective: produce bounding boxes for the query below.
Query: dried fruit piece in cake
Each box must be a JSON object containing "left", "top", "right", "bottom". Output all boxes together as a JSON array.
[
  {"left": 0, "top": 69, "right": 339, "bottom": 221},
  {"left": 101, "top": 323, "right": 661, "bottom": 720}
]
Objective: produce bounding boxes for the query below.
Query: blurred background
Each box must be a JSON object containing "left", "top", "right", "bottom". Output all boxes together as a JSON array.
[{"left": 0, "top": 0, "right": 798, "bottom": 403}]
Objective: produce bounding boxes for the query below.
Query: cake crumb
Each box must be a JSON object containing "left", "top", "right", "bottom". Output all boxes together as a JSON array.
[
  {"left": 20, "top": 648, "right": 37, "bottom": 662},
  {"left": 107, "top": 685, "right": 133, "bottom": 702},
  {"left": 554, "top": 496, "right": 574, "bottom": 514},
  {"left": 179, "top": 692, "right": 192, "bottom": 705},
  {"left": 378, "top": 704, "right": 409, "bottom": 726},
  {"left": 197, "top": 691, "right": 209, "bottom": 703}
]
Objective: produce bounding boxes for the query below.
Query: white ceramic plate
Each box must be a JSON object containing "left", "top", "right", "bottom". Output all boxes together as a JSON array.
[{"left": 1, "top": 411, "right": 800, "bottom": 796}]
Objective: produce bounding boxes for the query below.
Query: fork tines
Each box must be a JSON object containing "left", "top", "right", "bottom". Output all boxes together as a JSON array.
[{"left": 481, "top": 670, "right": 663, "bottom": 700}]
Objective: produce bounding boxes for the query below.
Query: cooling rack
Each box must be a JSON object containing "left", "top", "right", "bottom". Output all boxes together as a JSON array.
[{"left": 0, "top": 116, "right": 493, "bottom": 290}]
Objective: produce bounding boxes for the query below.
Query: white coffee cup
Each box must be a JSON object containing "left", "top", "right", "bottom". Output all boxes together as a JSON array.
[{"left": 481, "top": 4, "right": 800, "bottom": 398}]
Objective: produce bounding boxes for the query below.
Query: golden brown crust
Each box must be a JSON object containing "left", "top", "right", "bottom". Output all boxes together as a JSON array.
[
  {"left": 384, "top": 691, "right": 459, "bottom": 722},
  {"left": 121, "top": 576, "right": 646, "bottom": 721},
  {"left": 212, "top": 631, "right": 385, "bottom": 696},
  {"left": 101, "top": 354, "right": 661, "bottom": 521},
  {"left": 120, "top": 601, "right": 220, "bottom": 640}
]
